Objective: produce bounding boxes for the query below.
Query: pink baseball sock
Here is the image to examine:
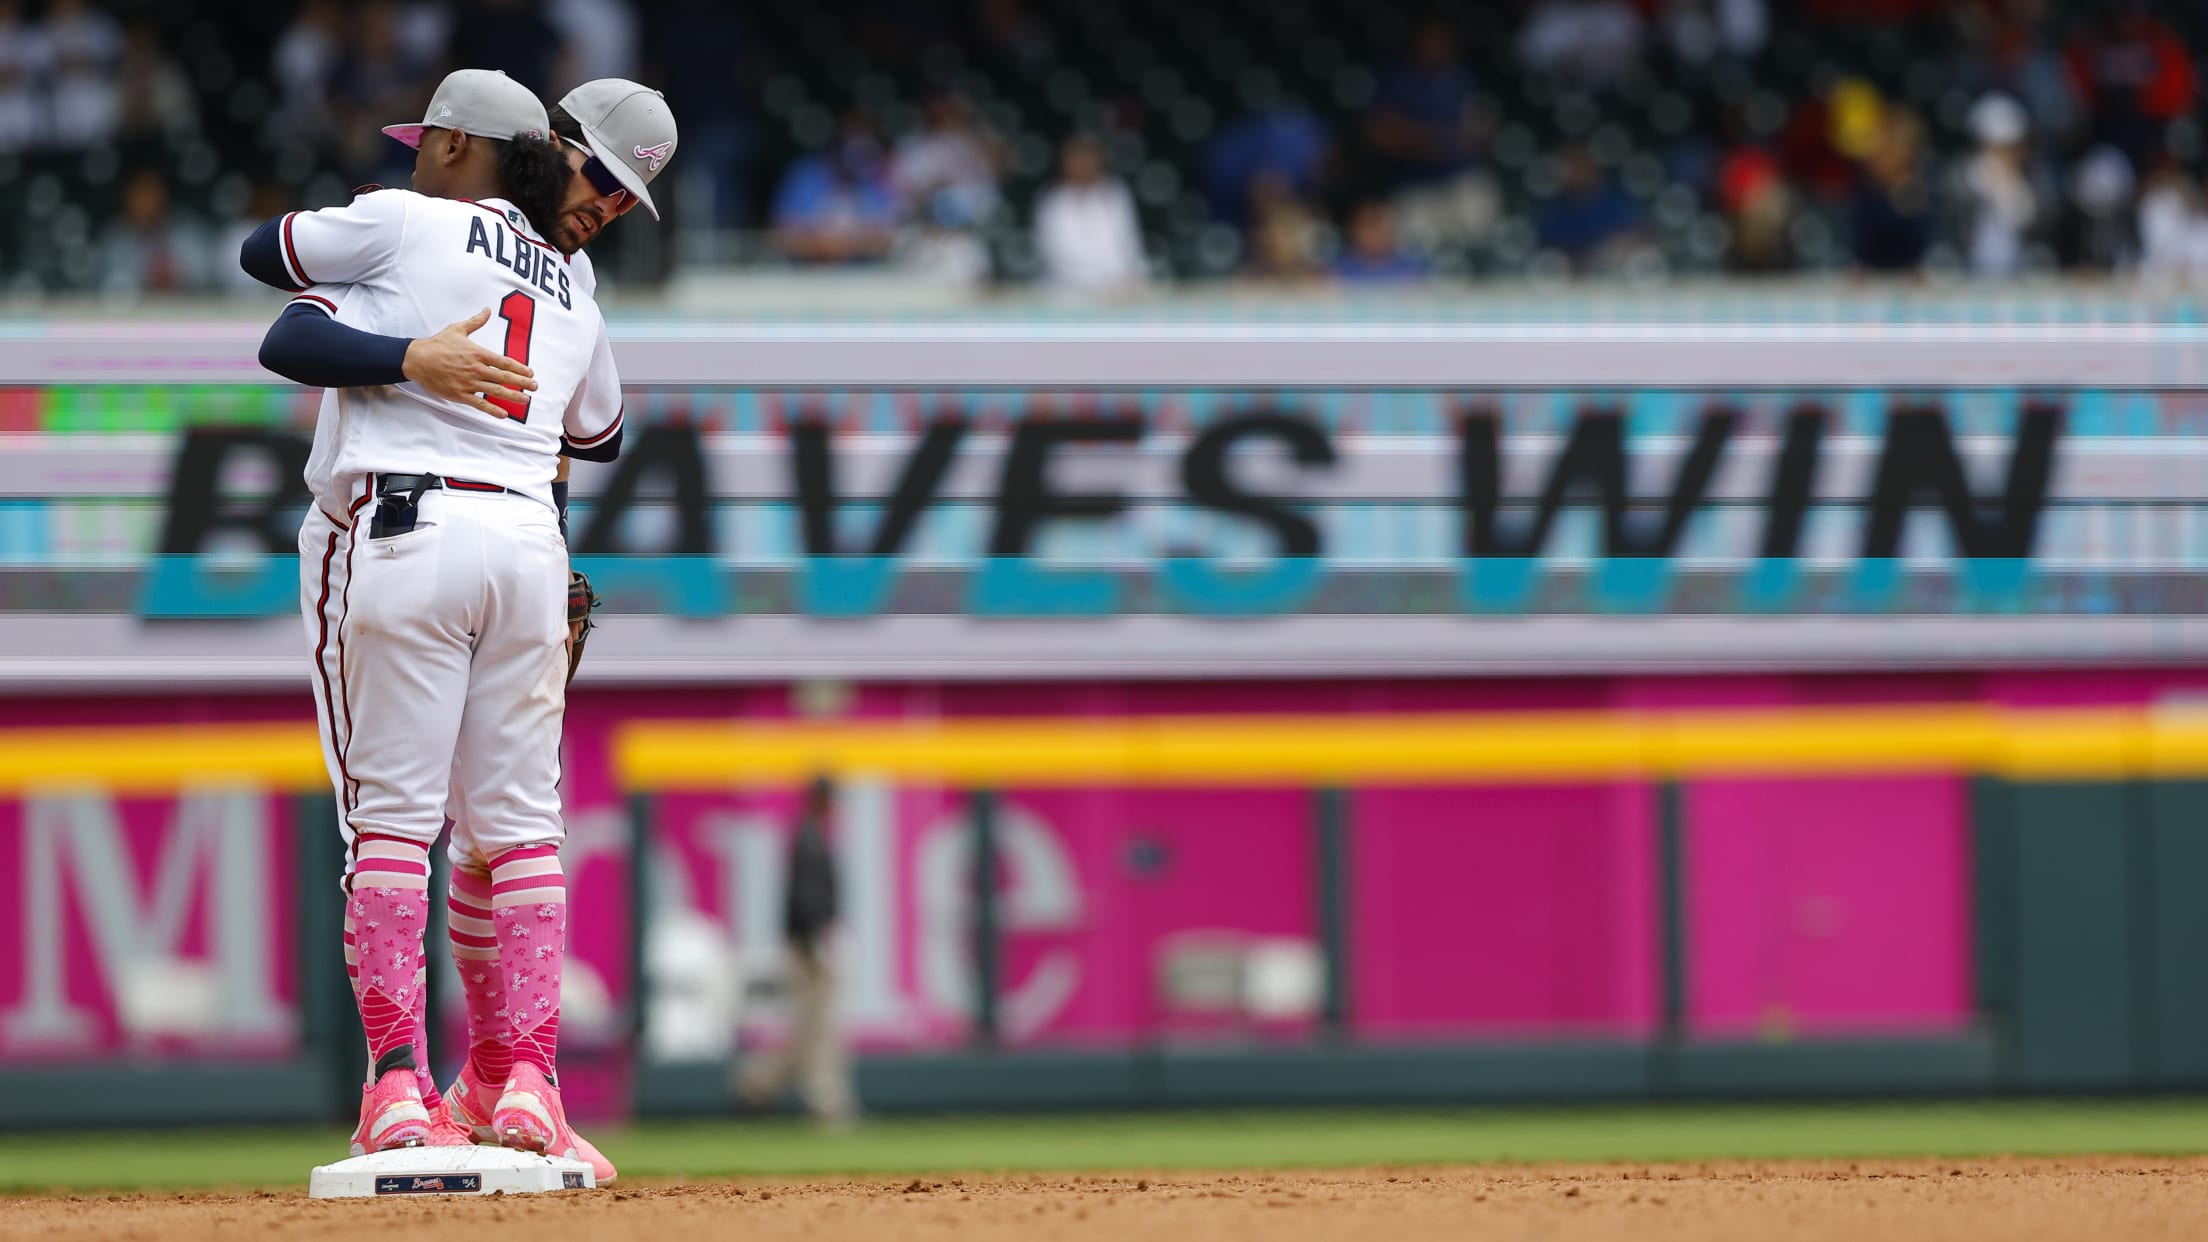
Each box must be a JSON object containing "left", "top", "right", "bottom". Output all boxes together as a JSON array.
[
  {"left": 347, "top": 905, "right": 442, "bottom": 1110},
  {"left": 488, "top": 844, "right": 566, "bottom": 1079},
  {"left": 348, "top": 836, "right": 433, "bottom": 1081},
  {"left": 447, "top": 864, "right": 513, "bottom": 1088}
]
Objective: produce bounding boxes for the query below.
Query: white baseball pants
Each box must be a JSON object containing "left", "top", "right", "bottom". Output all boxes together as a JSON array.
[{"left": 298, "top": 484, "right": 570, "bottom": 881}]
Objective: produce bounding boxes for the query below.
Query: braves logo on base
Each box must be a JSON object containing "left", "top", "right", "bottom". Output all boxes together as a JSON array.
[{"left": 376, "top": 1174, "right": 484, "bottom": 1195}]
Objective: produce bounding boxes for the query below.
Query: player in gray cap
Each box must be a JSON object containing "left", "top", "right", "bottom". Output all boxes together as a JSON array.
[{"left": 539, "top": 78, "right": 679, "bottom": 256}]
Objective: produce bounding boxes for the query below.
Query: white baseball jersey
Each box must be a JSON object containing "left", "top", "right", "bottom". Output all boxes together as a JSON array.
[{"left": 274, "top": 189, "right": 625, "bottom": 509}]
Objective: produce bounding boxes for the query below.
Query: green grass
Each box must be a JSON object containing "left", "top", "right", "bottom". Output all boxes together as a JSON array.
[{"left": 8, "top": 1100, "right": 2208, "bottom": 1195}]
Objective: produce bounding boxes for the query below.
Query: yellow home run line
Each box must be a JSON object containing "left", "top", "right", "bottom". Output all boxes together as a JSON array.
[
  {"left": 614, "top": 704, "right": 2208, "bottom": 789},
  {"left": 0, "top": 723, "right": 329, "bottom": 795},
  {"left": 6, "top": 706, "right": 2208, "bottom": 795}
]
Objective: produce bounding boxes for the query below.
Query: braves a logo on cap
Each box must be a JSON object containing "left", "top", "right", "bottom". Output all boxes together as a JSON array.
[{"left": 633, "top": 141, "right": 673, "bottom": 173}]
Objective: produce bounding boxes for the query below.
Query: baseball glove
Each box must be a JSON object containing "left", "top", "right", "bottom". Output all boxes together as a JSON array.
[{"left": 566, "top": 569, "right": 601, "bottom": 686}]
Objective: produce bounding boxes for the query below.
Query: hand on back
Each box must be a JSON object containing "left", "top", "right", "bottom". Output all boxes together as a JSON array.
[{"left": 401, "top": 308, "right": 538, "bottom": 419}]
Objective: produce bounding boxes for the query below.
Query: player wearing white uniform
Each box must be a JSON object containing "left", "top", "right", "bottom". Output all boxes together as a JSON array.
[
  {"left": 245, "top": 69, "right": 620, "bottom": 1172},
  {"left": 246, "top": 76, "right": 675, "bottom": 1185}
]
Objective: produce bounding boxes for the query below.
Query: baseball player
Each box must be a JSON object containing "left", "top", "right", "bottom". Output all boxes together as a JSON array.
[
  {"left": 240, "top": 69, "right": 624, "bottom": 1174},
  {"left": 245, "top": 78, "right": 675, "bottom": 1184}
]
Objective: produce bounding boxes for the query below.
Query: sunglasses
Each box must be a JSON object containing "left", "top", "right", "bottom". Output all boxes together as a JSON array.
[{"left": 566, "top": 138, "right": 638, "bottom": 212}]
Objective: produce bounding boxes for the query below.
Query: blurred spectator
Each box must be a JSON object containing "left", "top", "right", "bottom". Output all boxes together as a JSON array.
[
  {"left": 2065, "top": 4, "right": 2195, "bottom": 164},
  {"left": 1955, "top": 0, "right": 2080, "bottom": 155},
  {"left": 0, "top": 0, "right": 48, "bottom": 155},
  {"left": 893, "top": 92, "right": 1002, "bottom": 230},
  {"left": 1365, "top": 20, "right": 1480, "bottom": 194},
  {"left": 1364, "top": 19, "right": 1497, "bottom": 252},
  {"left": 772, "top": 113, "right": 901, "bottom": 266},
  {"left": 2135, "top": 156, "right": 2207, "bottom": 284},
  {"left": 1662, "top": 0, "right": 1769, "bottom": 67},
  {"left": 1333, "top": 200, "right": 1429, "bottom": 284},
  {"left": 1957, "top": 94, "right": 2038, "bottom": 277},
  {"left": 449, "top": 0, "right": 564, "bottom": 99},
  {"left": 1537, "top": 145, "right": 1644, "bottom": 270},
  {"left": 1034, "top": 134, "right": 1147, "bottom": 296},
  {"left": 114, "top": 21, "right": 197, "bottom": 148},
  {"left": 2060, "top": 144, "right": 2137, "bottom": 272},
  {"left": 219, "top": 180, "right": 296, "bottom": 296},
  {"left": 894, "top": 93, "right": 1000, "bottom": 289},
  {"left": 1716, "top": 140, "right": 1794, "bottom": 273},
  {"left": 645, "top": 0, "right": 753, "bottom": 227},
  {"left": 45, "top": 0, "right": 121, "bottom": 151},
  {"left": 1850, "top": 111, "right": 1934, "bottom": 273},
  {"left": 1206, "top": 99, "right": 1331, "bottom": 230},
  {"left": 96, "top": 168, "right": 213, "bottom": 296},
  {"left": 1244, "top": 173, "right": 1324, "bottom": 282},
  {"left": 547, "top": 0, "right": 639, "bottom": 96},
  {"left": 270, "top": 0, "right": 344, "bottom": 149},
  {"left": 331, "top": 1, "right": 435, "bottom": 183},
  {"left": 1518, "top": 0, "right": 1646, "bottom": 86}
]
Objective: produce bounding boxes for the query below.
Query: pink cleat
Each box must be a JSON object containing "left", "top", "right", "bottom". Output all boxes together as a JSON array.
[
  {"left": 443, "top": 1059, "right": 501, "bottom": 1145},
  {"left": 425, "top": 1099, "right": 478, "bottom": 1147},
  {"left": 490, "top": 1063, "right": 618, "bottom": 1185},
  {"left": 348, "top": 1068, "right": 432, "bottom": 1156}
]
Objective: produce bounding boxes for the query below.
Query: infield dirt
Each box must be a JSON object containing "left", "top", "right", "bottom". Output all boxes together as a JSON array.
[{"left": 9, "top": 1156, "right": 2207, "bottom": 1241}]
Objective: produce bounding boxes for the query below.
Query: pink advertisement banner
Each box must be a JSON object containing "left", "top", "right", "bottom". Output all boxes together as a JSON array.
[{"left": 0, "top": 666, "right": 2108, "bottom": 1065}]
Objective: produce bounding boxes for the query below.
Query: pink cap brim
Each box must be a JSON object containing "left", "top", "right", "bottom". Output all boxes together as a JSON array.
[{"left": 381, "top": 124, "right": 426, "bottom": 149}]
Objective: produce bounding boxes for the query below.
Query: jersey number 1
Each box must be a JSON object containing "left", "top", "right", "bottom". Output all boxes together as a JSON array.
[{"left": 488, "top": 291, "right": 536, "bottom": 421}]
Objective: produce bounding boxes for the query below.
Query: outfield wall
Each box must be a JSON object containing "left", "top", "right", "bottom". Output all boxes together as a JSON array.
[{"left": 5, "top": 669, "right": 2205, "bottom": 1126}]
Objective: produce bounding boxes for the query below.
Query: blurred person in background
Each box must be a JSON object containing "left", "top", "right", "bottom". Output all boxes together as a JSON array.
[
  {"left": 1716, "top": 137, "right": 1794, "bottom": 273},
  {"left": 2059, "top": 144, "right": 2137, "bottom": 272},
  {"left": 1660, "top": 0, "right": 1768, "bottom": 68},
  {"left": 271, "top": 0, "right": 344, "bottom": 151},
  {"left": 546, "top": 0, "right": 638, "bottom": 97},
  {"left": 735, "top": 777, "right": 856, "bottom": 1129},
  {"left": 2135, "top": 154, "right": 2208, "bottom": 285},
  {"left": 773, "top": 111, "right": 900, "bottom": 266},
  {"left": 1957, "top": 93, "right": 2039, "bottom": 277},
  {"left": 895, "top": 94, "right": 1000, "bottom": 287},
  {"left": 1518, "top": 0, "right": 1646, "bottom": 86},
  {"left": 1034, "top": 133, "right": 1147, "bottom": 297},
  {"left": 1850, "top": 110, "right": 1934, "bottom": 274},
  {"left": 1332, "top": 199, "right": 1429, "bottom": 284},
  {"left": 645, "top": 0, "right": 753, "bottom": 228},
  {"left": 331, "top": 1, "right": 435, "bottom": 184},
  {"left": 1954, "top": 0, "right": 2079, "bottom": 157},
  {"left": 0, "top": 0, "right": 47, "bottom": 155},
  {"left": 2064, "top": 2, "right": 2194, "bottom": 165},
  {"left": 96, "top": 166, "right": 213, "bottom": 296},
  {"left": 449, "top": 0, "right": 565, "bottom": 100},
  {"left": 1243, "top": 171, "right": 1324, "bottom": 283},
  {"left": 893, "top": 91, "right": 1003, "bottom": 233},
  {"left": 219, "top": 179, "right": 295, "bottom": 296},
  {"left": 1536, "top": 144, "right": 1644, "bottom": 272},
  {"left": 1365, "top": 18, "right": 1496, "bottom": 253},
  {"left": 113, "top": 20, "right": 197, "bottom": 150},
  {"left": 44, "top": 0, "right": 120, "bottom": 151},
  {"left": 1206, "top": 88, "right": 1331, "bottom": 231}
]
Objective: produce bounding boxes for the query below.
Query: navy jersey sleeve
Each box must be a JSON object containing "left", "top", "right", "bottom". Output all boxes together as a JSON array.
[{"left": 257, "top": 297, "right": 411, "bottom": 388}]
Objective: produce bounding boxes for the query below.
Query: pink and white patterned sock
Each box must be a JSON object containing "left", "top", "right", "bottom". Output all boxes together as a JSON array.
[
  {"left": 348, "top": 836, "right": 432, "bottom": 1079},
  {"left": 342, "top": 904, "right": 440, "bottom": 1109},
  {"left": 447, "top": 864, "right": 512, "bottom": 1088},
  {"left": 487, "top": 844, "right": 565, "bottom": 1079}
]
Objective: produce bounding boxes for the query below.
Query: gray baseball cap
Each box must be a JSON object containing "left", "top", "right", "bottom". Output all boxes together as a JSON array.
[
  {"left": 384, "top": 69, "right": 550, "bottom": 149},
  {"left": 559, "top": 78, "right": 678, "bottom": 220}
]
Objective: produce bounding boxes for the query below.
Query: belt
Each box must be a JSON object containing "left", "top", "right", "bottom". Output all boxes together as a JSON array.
[{"left": 373, "top": 473, "right": 513, "bottom": 498}]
